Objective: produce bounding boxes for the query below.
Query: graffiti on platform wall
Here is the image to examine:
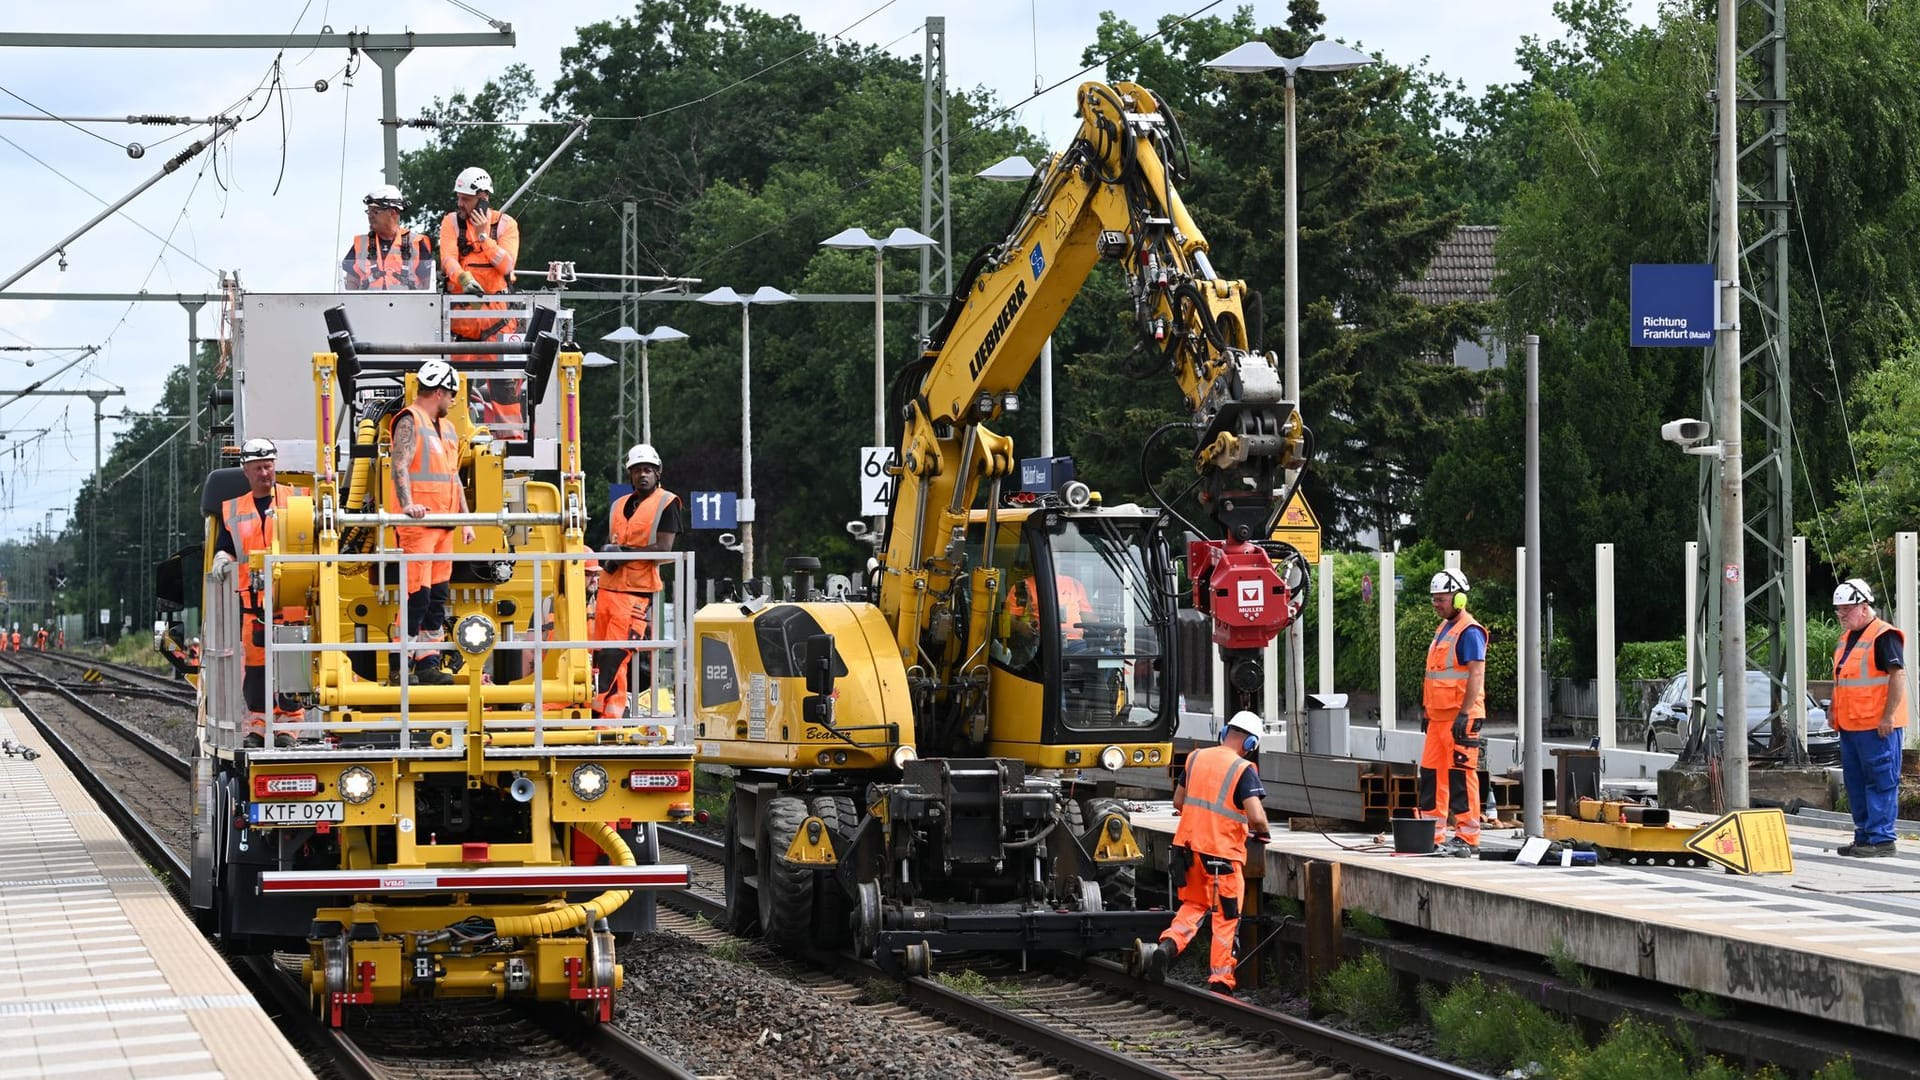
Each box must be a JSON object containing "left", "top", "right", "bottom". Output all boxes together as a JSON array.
[{"left": 1723, "top": 942, "right": 1840, "bottom": 1012}]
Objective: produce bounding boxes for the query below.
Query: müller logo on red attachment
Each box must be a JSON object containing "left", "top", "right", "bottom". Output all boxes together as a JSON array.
[{"left": 1237, "top": 579, "right": 1264, "bottom": 613}]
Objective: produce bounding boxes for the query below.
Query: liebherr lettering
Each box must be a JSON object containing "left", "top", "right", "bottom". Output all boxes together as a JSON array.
[{"left": 970, "top": 280, "right": 1028, "bottom": 378}]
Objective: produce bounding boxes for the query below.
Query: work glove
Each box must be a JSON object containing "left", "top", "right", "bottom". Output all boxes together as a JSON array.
[
  {"left": 601, "top": 543, "right": 629, "bottom": 554},
  {"left": 457, "top": 271, "right": 484, "bottom": 296},
  {"left": 1451, "top": 711, "right": 1469, "bottom": 743}
]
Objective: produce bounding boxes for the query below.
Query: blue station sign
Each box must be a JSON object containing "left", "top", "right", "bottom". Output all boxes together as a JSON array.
[{"left": 1629, "top": 263, "right": 1717, "bottom": 347}]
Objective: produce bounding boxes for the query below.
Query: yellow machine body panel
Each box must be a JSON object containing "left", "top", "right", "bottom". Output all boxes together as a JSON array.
[{"left": 693, "top": 600, "right": 912, "bottom": 770}]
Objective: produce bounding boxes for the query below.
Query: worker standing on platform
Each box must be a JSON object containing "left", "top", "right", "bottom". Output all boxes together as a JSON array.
[
  {"left": 342, "top": 185, "right": 434, "bottom": 290},
  {"left": 213, "top": 438, "right": 308, "bottom": 744},
  {"left": 1141, "top": 711, "right": 1270, "bottom": 995},
  {"left": 1831, "top": 579, "right": 1907, "bottom": 858},
  {"left": 593, "top": 444, "right": 680, "bottom": 717},
  {"left": 1420, "top": 570, "right": 1486, "bottom": 855},
  {"left": 388, "top": 361, "right": 476, "bottom": 685}
]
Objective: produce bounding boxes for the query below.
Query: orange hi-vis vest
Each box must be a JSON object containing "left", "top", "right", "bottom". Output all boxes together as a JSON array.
[
  {"left": 221, "top": 484, "right": 308, "bottom": 619},
  {"left": 1011, "top": 574, "right": 1092, "bottom": 640},
  {"left": 601, "top": 488, "right": 679, "bottom": 595},
  {"left": 439, "top": 209, "right": 518, "bottom": 295},
  {"left": 385, "top": 403, "right": 460, "bottom": 514},
  {"left": 1424, "top": 613, "right": 1487, "bottom": 719},
  {"left": 1173, "top": 743, "right": 1257, "bottom": 862},
  {"left": 346, "top": 230, "right": 431, "bottom": 290},
  {"left": 1832, "top": 617, "right": 1907, "bottom": 732}
]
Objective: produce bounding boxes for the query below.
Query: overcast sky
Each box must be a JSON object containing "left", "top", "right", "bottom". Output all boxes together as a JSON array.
[{"left": 0, "top": 0, "right": 1660, "bottom": 540}]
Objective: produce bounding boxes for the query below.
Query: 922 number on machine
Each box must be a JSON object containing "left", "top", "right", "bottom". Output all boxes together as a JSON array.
[{"left": 249, "top": 800, "right": 345, "bottom": 825}]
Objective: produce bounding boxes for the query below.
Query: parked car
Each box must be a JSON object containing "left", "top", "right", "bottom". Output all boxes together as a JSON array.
[{"left": 1644, "top": 670, "right": 1840, "bottom": 764}]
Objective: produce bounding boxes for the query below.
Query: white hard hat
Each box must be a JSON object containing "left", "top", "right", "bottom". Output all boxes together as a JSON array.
[
  {"left": 239, "top": 437, "right": 276, "bottom": 463},
  {"left": 1429, "top": 569, "right": 1469, "bottom": 595},
  {"left": 454, "top": 167, "right": 494, "bottom": 195},
  {"left": 625, "top": 443, "right": 662, "bottom": 469},
  {"left": 417, "top": 359, "right": 461, "bottom": 393},
  {"left": 1225, "top": 711, "right": 1263, "bottom": 738},
  {"left": 363, "top": 184, "right": 406, "bottom": 211},
  {"left": 1833, "top": 578, "right": 1875, "bottom": 606}
]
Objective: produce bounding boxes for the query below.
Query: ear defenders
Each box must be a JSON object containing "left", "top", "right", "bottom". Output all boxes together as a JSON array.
[{"left": 1242, "top": 730, "right": 1260, "bottom": 753}]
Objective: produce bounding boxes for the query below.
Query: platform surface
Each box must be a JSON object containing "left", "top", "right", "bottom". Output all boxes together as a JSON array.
[
  {"left": 0, "top": 710, "right": 312, "bottom": 1079},
  {"left": 1131, "top": 802, "right": 1920, "bottom": 1041}
]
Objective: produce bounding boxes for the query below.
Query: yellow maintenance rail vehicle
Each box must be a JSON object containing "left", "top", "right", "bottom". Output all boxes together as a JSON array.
[
  {"left": 182, "top": 289, "right": 696, "bottom": 1025},
  {"left": 697, "top": 81, "right": 1311, "bottom": 973}
]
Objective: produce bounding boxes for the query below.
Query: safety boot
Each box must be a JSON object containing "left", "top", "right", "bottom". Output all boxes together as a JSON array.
[
  {"left": 1142, "top": 937, "right": 1176, "bottom": 982},
  {"left": 412, "top": 661, "right": 455, "bottom": 687}
]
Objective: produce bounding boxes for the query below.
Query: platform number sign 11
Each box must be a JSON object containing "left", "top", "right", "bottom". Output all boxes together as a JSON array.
[
  {"left": 689, "top": 491, "right": 738, "bottom": 530},
  {"left": 860, "top": 446, "right": 898, "bottom": 517}
]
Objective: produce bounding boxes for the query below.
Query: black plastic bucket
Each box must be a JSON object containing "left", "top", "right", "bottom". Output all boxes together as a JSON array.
[{"left": 1392, "top": 816, "right": 1435, "bottom": 854}]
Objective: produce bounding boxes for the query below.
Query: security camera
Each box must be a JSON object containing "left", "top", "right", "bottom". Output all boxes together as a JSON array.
[
  {"left": 717, "top": 532, "right": 741, "bottom": 552},
  {"left": 846, "top": 520, "right": 870, "bottom": 538},
  {"left": 1661, "top": 418, "right": 1711, "bottom": 447}
]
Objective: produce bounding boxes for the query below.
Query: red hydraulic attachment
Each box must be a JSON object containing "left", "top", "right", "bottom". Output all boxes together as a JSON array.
[{"left": 1188, "top": 538, "right": 1290, "bottom": 649}]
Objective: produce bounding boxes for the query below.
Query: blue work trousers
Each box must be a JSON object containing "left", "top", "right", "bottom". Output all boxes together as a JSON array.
[{"left": 1839, "top": 727, "right": 1904, "bottom": 846}]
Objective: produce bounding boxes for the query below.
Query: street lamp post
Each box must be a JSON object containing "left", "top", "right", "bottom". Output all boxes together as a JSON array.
[
  {"left": 602, "top": 325, "right": 689, "bottom": 463},
  {"left": 1205, "top": 37, "right": 1375, "bottom": 744},
  {"left": 819, "top": 226, "right": 939, "bottom": 535},
  {"left": 697, "top": 286, "right": 795, "bottom": 586}
]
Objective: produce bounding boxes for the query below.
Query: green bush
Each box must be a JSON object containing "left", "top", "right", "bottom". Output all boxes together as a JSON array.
[
  {"left": 1812, "top": 1057, "right": 1860, "bottom": 1080},
  {"left": 1312, "top": 953, "right": 1404, "bottom": 1033},
  {"left": 1550, "top": 1017, "right": 1690, "bottom": 1080},
  {"left": 1423, "top": 976, "right": 1581, "bottom": 1072},
  {"left": 1618, "top": 639, "right": 1686, "bottom": 683},
  {"left": 1806, "top": 615, "right": 1840, "bottom": 681}
]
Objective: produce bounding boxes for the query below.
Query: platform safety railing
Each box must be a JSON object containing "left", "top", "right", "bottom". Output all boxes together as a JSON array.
[{"left": 222, "top": 545, "right": 694, "bottom": 756}]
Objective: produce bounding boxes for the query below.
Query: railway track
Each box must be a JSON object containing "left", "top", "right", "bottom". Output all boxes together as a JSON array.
[
  {"left": 38, "top": 648, "right": 199, "bottom": 703},
  {"left": 656, "top": 826, "right": 1479, "bottom": 1080},
  {"left": 0, "top": 661, "right": 697, "bottom": 1080}
]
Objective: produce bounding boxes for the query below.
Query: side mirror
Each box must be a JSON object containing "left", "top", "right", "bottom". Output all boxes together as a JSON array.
[{"left": 802, "top": 632, "right": 836, "bottom": 726}]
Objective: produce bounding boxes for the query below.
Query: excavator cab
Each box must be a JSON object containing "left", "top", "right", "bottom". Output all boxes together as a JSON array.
[{"left": 974, "top": 504, "right": 1177, "bottom": 764}]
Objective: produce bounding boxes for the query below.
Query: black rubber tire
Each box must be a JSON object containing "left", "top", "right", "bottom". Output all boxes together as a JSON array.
[
  {"left": 723, "top": 794, "right": 758, "bottom": 935},
  {"left": 808, "top": 795, "right": 858, "bottom": 837},
  {"left": 1081, "top": 797, "right": 1138, "bottom": 910},
  {"left": 758, "top": 796, "right": 815, "bottom": 954}
]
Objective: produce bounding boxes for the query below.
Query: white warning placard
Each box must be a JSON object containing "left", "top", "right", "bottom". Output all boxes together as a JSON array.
[{"left": 860, "top": 446, "right": 898, "bottom": 516}]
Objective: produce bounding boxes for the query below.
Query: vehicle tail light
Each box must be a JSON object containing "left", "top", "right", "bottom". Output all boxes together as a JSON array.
[
  {"left": 628, "top": 769, "right": 692, "bottom": 793},
  {"left": 254, "top": 773, "right": 320, "bottom": 798}
]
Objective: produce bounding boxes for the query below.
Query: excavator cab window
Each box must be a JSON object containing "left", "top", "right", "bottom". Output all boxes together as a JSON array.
[{"left": 980, "top": 514, "right": 1171, "bottom": 736}]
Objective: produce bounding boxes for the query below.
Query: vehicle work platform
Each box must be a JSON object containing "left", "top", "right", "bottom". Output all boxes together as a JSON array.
[
  {"left": 1128, "top": 802, "right": 1920, "bottom": 1043},
  {"left": 0, "top": 709, "right": 312, "bottom": 1079}
]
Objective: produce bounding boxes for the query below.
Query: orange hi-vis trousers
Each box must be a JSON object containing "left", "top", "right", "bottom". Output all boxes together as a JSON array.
[
  {"left": 1161, "top": 853, "right": 1246, "bottom": 991},
  {"left": 1418, "top": 715, "right": 1482, "bottom": 845}
]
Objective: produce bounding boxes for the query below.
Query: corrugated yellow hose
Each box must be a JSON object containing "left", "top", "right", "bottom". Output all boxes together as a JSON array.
[{"left": 489, "top": 821, "right": 634, "bottom": 938}]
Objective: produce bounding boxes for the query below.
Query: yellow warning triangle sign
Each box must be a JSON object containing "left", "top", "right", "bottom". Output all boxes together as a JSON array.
[
  {"left": 1684, "top": 808, "right": 1794, "bottom": 875},
  {"left": 1269, "top": 492, "right": 1322, "bottom": 565}
]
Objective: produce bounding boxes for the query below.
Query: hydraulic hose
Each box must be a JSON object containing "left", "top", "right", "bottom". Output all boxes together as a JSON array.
[{"left": 489, "top": 820, "right": 636, "bottom": 938}]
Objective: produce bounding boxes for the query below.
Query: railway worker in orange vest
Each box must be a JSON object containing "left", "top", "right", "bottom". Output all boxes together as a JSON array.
[
  {"left": 33, "top": 627, "right": 47, "bottom": 650},
  {"left": 592, "top": 444, "right": 681, "bottom": 718},
  {"left": 56, "top": 629, "right": 65, "bottom": 649},
  {"left": 342, "top": 185, "right": 434, "bottom": 291},
  {"left": 1141, "top": 711, "right": 1269, "bottom": 994},
  {"left": 389, "top": 360, "right": 476, "bottom": 685},
  {"left": 1008, "top": 571, "right": 1094, "bottom": 643},
  {"left": 212, "top": 438, "right": 308, "bottom": 743},
  {"left": 438, "top": 166, "right": 525, "bottom": 437},
  {"left": 1420, "top": 569, "right": 1487, "bottom": 854},
  {"left": 1831, "top": 579, "right": 1907, "bottom": 857},
  {"left": 7, "top": 629, "right": 15, "bottom": 651}
]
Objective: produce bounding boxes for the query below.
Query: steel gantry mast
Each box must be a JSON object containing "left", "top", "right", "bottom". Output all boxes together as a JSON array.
[
  {"left": 1690, "top": 0, "right": 1797, "bottom": 776},
  {"left": 919, "top": 16, "right": 952, "bottom": 342}
]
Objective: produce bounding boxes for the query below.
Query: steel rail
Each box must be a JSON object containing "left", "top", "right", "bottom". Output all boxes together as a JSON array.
[{"left": 0, "top": 654, "right": 188, "bottom": 777}]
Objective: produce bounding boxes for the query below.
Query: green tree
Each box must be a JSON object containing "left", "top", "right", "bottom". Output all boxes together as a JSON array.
[{"left": 1802, "top": 341, "right": 1920, "bottom": 584}]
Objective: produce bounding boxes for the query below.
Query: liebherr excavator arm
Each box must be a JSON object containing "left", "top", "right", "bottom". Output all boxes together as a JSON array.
[{"left": 880, "top": 80, "right": 1308, "bottom": 705}]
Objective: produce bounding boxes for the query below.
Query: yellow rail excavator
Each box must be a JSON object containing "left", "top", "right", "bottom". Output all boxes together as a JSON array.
[{"left": 696, "top": 81, "right": 1311, "bottom": 972}]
